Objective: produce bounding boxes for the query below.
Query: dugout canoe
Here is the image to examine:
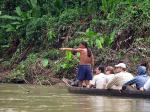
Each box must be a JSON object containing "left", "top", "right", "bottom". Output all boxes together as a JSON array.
[
  {"left": 68, "top": 86, "right": 150, "bottom": 98},
  {"left": 62, "top": 78, "right": 150, "bottom": 99}
]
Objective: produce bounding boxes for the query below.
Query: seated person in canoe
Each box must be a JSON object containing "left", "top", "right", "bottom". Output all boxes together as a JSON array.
[
  {"left": 105, "top": 63, "right": 134, "bottom": 90},
  {"left": 89, "top": 65, "right": 106, "bottom": 89},
  {"left": 105, "top": 66, "right": 115, "bottom": 83},
  {"left": 122, "top": 66, "right": 149, "bottom": 91},
  {"left": 143, "top": 78, "right": 150, "bottom": 91}
]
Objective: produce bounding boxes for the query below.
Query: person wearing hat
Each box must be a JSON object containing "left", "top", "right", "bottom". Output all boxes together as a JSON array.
[
  {"left": 105, "top": 63, "right": 134, "bottom": 89},
  {"left": 122, "top": 66, "right": 149, "bottom": 90}
]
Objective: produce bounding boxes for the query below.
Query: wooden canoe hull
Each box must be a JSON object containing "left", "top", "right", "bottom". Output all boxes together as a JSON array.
[
  {"left": 68, "top": 86, "right": 150, "bottom": 99},
  {"left": 62, "top": 78, "right": 150, "bottom": 99}
]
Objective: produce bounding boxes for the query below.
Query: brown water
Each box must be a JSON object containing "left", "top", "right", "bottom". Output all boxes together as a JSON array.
[{"left": 0, "top": 84, "right": 150, "bottom": 112}]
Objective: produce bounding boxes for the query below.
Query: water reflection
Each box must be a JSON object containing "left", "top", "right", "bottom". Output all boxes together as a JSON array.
[
  {"left": 135, "top": 99, "right": 150, "bottom": 112},
  {"left": 87, "top": 96, "right": 134, "bottom": 112},
  {"left": 75, "top": 95, "right": 150, "bottom": 112},
  {"left": 0, "top": 84, "right": 150, "bottom": 112}
]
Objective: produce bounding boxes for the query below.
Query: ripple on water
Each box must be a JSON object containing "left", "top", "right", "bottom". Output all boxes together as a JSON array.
[
  {"left": 0, "top": 90, "right": 22, "bottom": 93},
  {"left": 26, "top": 95, "right": 55, "bottom": 98},
  {"left": 0, "top": 108, "right": 16, "bottom": 112},
  {"left": 0, "top": 98, "right": 25, "bottom": 101}
]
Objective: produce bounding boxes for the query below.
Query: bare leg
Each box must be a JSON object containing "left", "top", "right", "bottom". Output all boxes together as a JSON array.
[
  {"left": 82, "top": 80, "right": 86, "bottom": 87},
  {"left": 85, "top": 80, "right": 90, "bottom": 87},
  {"left": 78, "top": 81, "right": 83, "bottom": 87}
]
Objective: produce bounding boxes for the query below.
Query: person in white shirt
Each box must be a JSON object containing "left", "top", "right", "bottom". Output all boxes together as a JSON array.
[
  {"left": 89, "top": 66, "right": 106, "bottom": 89},
  {"left": 105, "top": 63, "right": 134, "bottom": 90},
  {"left": 143, "top": 78, "right": 150, "bottom": 91},
  {"left": 105, "top": 66, "right": 115, "bottom": 83}
]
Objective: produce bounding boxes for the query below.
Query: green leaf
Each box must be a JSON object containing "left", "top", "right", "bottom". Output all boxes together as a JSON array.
[
  {"left": 2, "top": 45, "right": 9, "bottom": 48},
  {"left": 127, "top": 0, "right": 132, "bottom": 5},
  {"left": 65, "top": 51, "right": 73, "bottom": 60},
  {"left": 145, "top": 37, "right": 150, "bottom": 41},
  {"left": 48, "top": 31, "right": 55, "bottom": 41},
  {"left": 42, "top": 59, "right": 49, "bottom": 67},
  {"left": 102, "top": 0, "right": 108, "bottom": 13},
  {"left": 76, "top": 31, "right": 86, "bottom": 35},
  {"left": 30, "top": 0, "right": 38, "bottom": 9},
  {"left": 109, "top": 31, "right": 116, "bottom": 44},
  {"left": 61, "top": 63, "right": 67, "bottom": 69},
  {"left": 103, "top": 31, "right": 115, "bottom": 47},
  {"left": 96, "top": 39, "right": 103, "bottom": 49},
  {"left": 0, "top": 15, "right": 21, "bottom": 20},
  {"left": 85, "top": 28, "right": 96, "bottom": 38},
  {"left": 15, "top": 7, "right": 22, "bottom": 16},
  {"left": 11, "top": 22, "right": 20, "bottom": 25},
  {"left": 54, "top": 0, "right": 63, "bottom": 9},
  {"left": 1, "top": 24, "right": 16, "bottom": 32},
  {"left": 77, "top": 52, "right": 80, "bottom": 58}
]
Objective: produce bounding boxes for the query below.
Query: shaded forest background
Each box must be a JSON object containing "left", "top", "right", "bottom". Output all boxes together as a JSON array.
[{"left": 0, "top": 0, "right": 150, "bottom": 85}]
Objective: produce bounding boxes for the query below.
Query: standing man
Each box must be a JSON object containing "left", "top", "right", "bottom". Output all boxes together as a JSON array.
[{"left": 60, "top": 41, "right": 94, "bottom": 87}]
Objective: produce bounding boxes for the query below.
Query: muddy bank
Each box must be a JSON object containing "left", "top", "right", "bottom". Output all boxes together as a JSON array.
[{"left": 0, "top": 69, "right": 64, "bottom": 86}]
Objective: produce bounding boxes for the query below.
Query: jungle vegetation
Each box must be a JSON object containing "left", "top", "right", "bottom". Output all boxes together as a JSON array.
[{"left": 0, "top": 0, "right": 150, "bottom": 85}]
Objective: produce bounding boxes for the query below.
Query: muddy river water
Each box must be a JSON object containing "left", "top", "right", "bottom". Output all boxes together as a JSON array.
[{"left": 0, "top": 84, "right": 150, "bottom": 112}]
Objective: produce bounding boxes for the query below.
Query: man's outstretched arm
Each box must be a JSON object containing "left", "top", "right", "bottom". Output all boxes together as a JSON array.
[{"left": 60, "top": 48, "right": 82, "bottom": 52}]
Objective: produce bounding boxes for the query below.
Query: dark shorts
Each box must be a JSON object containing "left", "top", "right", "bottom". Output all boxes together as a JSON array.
[{"left": 77, "top": 65, "right": 93, "bottom": 81}]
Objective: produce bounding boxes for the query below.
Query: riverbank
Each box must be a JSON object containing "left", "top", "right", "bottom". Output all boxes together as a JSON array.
[
  {"left": 0, "top": 40, "right": 150, "bottom": 85},
  {"left": 0, "top": 66, "right": 63, "bottom": 85}
]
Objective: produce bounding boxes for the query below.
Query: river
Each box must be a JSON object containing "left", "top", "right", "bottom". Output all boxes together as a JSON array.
[{"left": 0, "top": 84, "right": 150, "bottom": 112}]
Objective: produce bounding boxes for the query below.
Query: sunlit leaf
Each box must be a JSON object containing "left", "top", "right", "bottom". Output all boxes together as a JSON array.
[
  {"left": 102, "top": 0, "right": 108, "bottom": 13},
  {"left": 61, "top": 63, "right": 67, "bottom": 69},
  {"left": 85, "top": 28, "right": 96, "bottom": 38},
  {"left": 96, "top": 39, "right": 103, "bottom": 49},
  {"left": 42, "top": 59, "right": 49, "bottom": 67},
  {"left": 2, "top": 45, "right": 9, "bottom": 48},
  {"left": 0, "top": 15, "right": 21, "bottom": 20},
  {"left": 11, "top": 22, "right": 20, "bottom": 25},
  {"left": 65, "top": 51, "right": 73, "bottom": 60},
  {"left": 48, "top": 31, "right": 55, "bottom": 41},
  {"left": 77, "top": 52, "right": 80, "bottom": 58},
  {"left": 15, "top": 7, "right": 22, "bottom": 16},
  {"left": 1, "top": 24, "right": 16, "bottom": 32},
  {"left": 30, "top": 0, "right": 38, "bottom": 9},
  {"left": 109, "top": 31, "right": 116, "bottom": 44}
]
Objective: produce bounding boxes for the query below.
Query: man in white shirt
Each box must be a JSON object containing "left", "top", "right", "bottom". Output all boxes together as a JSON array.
[
  {"left": 106, "top": 63, "right": 134, "bottom": 90},
  {"left": 89, "top": 66, "right": 106, "bottom": 89}
]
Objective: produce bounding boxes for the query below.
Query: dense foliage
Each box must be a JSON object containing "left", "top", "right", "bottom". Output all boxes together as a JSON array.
[{"left": 0, "top": 0, "right": 150, "bottom": 84}]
